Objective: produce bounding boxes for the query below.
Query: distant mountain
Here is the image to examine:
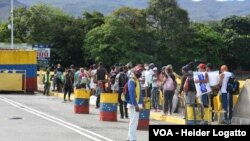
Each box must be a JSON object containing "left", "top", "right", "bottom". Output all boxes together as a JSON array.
[
  {"left": 1, "top": 0, "right": 250, "bottom": 22},
  {"left": 178, "top": 0, "right": 250, "bottom": 21}
]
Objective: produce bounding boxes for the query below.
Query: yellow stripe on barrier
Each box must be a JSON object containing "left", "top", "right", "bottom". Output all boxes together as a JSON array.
[
  {"left": 213, "top": 95, "right": 222, "bottom": 111},
  {"left": 100, "top": 93, "right": 118, "bottom": 103},
  {"left": 0, "top": 73, "right": 22, "bottom": 91},
  {"left": 203, "top": 107, "right": 212, "bottom": 121},
  {"left": 186, "top": 106, "right": 202, "bottom": 121},
  {"left": 74, "top": 89, "right": 90, "bottom": 99},
  {"left": 0, "top": 50, "right": 37, "bottom": 64}
]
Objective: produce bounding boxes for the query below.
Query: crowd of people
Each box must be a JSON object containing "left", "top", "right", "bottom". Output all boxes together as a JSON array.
[{"left": 42, "top": 61, "right": 236, "bottom": 140}]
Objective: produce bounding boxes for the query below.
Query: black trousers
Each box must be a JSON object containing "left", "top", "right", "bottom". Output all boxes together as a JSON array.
[
  {"left": 96, "top": 95, "right": 100, "bottom": 108},
  {"left": 64, "top": 85, "right": 72, "bottom": 100},
  {"left": 118, "top": 88, "right": 128, "bottom": 118}
]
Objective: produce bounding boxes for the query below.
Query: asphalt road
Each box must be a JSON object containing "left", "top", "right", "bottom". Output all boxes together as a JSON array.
[{"left": 0, "top": 93, "right": 170, "bottom": 141}]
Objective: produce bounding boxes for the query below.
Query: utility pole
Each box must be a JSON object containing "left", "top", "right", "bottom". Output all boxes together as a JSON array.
[{"left": 11, "top": 0, "right": 14, "bottom": 49}]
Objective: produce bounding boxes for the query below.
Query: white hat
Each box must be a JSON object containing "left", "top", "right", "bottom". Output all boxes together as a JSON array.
[{"left": 153, "top": 67, "right": 157, "bottom": 71}]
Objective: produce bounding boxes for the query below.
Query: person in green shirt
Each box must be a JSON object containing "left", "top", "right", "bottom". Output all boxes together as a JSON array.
[{"left": 43, "top": 69, "right": 51, "bottom": 96}]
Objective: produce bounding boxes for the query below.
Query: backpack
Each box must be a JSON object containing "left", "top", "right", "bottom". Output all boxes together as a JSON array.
[
  {"left": 119, "top": 72, "right": 128, "bottom": 87},
  {"left": 226, "top": 76, "right": 240, "bottom": 94},
  {"left": 187, "top": 76, "right": 196, "bottom": 92},
  {"left": 122, "top": 78, "right": 136, "bottom": 102},
  {"left": 184, "top": 76, "right": 196, "bottom": 92},
  {"left": 163, "top": 75, "right": 175, "bottom": 91}
]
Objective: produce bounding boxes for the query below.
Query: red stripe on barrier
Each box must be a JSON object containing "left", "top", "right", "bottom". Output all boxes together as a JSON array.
[
  {"left": 74, "top": 105, "right": 89, "bottom": 114},
  {"left": 137, "top": 119, "right": 149, "bottom": 130},
  {"left": 100, "top": 111, "right": 117, "bottom": 122},
  {"left": 26, "top": 77, "right": 37, "bottom": 92}
]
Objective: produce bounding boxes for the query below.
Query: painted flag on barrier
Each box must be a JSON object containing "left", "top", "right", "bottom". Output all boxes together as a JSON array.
[{"left": 193, "top": 72, "right": 211, "bottom": 96}]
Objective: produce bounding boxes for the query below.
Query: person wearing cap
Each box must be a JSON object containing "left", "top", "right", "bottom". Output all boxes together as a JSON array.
[
  {"left": 195, "top": 64, "right": 209, "bottom": 104},
  {"left": 127, "top": 65, "right": 143, "bottom": 141},
  {"left": 151, "top": 67, "right": 160, "bottom": 112},
  {"left": 219, "top": 65, "right": 233, "bottom": 124},
  {"left": 195, "top": 63, "right": 209, "bottom": 124}
]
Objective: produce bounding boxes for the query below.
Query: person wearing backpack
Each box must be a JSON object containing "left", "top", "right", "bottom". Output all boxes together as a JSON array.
[
  {"left": 184, "top": 71, "right": 196, "bottom": 105},
  {"left": 115, "top": 66, "right": 129, "bottom": 119},
  {"left": 219, "top": 65, "right": 233, "bottom": 124},
  {"left": 127, "top": 65, "right": 143, "bottom": 141}
]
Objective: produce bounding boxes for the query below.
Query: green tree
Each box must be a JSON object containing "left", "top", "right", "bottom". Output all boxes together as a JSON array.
[
  {"left": 147, "top": 0, "right": 190, "bottom": 67},
  {"left": 112, "top": 7, "right": 156, "bottom": 63},
  {"left": 221, "top": 15, "right": 250, "bottom": 35},
  {"left": 0, "top": 22, "right": 10, "bottom": 42},
  {"left": 84, "top": 17, "right": 151, "bottom": 67},
  {"left": 82, "top": 11, "right": 105, "bottom": 33},
  {"left": 219, "top": 15, "right": 250, "bottom": 70},
  {"left": 186, "top": 23, "right": 226, "bottom": 66}
]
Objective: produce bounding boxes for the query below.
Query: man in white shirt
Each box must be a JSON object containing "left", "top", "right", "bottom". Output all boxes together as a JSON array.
[{"left": 219, "top": 65, "right": 233, "bottom": 124}]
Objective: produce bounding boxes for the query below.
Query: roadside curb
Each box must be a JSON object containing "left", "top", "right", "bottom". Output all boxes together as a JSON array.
[{"left": 37, "top": 88, "right": 184, "bottom": 125}]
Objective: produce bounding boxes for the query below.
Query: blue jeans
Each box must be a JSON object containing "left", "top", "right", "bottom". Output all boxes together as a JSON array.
[
  {"left": 200, "top": 94, "right": 209, "bottom": 107},
  {"left": 222, "top": 93, "right": 233, "bottom": 120},
  {"left": 151, "top": 87, "right": 159, "bottom": 110}
]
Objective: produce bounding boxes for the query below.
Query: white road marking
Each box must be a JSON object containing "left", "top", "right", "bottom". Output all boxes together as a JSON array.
[{"left": 0, "top": 96, "right": 114, "bottom": 141}]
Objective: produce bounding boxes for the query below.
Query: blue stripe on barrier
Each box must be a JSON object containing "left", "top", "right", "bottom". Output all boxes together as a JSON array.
[
  {"left": 139, "top": 109, "right": 150, "bottom": 120},
  {"left": 100, "top": 103, "right": 117, "bottom": 112},
  {"left": 0, "top": 64, "right": 37, "bottom": 78},
  {"left": 75, "top": 98, "right": 89, "bottom": 106}
]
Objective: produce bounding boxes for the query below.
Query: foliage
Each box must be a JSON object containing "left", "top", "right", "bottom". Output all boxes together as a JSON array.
[{"left": 0, "top": 1, "right": 250, "bottom": 71}]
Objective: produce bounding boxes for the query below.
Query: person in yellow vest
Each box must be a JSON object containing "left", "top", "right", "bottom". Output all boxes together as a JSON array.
[
  {"left": 43, "top": 69, "right": 51, "bottom": 96},
  {"left": 127, "top": 65, "right": 143, "bottom": 141}
]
